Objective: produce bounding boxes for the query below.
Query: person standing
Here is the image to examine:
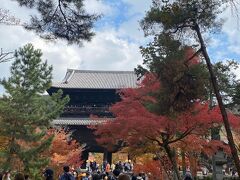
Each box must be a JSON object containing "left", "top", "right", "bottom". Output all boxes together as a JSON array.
[
  {"left": 105, "top": 163, "right": 111, "bottom": 174},
  {"left": 184, "top": 170, "right": 193, "bottom": 180},
  {"left": 44, "top": 168, "right": 54, "bottom": 180},
  {"left": 59, "top": 166, "right": 75, "bottom": 180}
]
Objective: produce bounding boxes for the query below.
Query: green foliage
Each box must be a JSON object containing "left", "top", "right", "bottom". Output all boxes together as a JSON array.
[
  {"left": 13, "top": 0, "right": 100, "bottom": 45},
  {"left": 141, "top": 0, "right": 228, "bottom": 36},
  {"left": 136, "top": 34, "right": 209, "bottom": 114},
  {"left": 139, "top": 0, "right": 240, "bottom": 112},
  {"left": 212, "top": 60, "right": 239, "bottom": 103},
  {"left": 233, "top": 83, "right": 240, "bottom": 106},
  {"left": 0, "top": 44, "right": 69, "bottom": 178},
  {"left": 140, "top": 0, "right": 240, "bottom": 176}
]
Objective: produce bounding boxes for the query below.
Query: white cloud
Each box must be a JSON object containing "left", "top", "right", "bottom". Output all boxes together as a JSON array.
[
  {"left": 110, "top": 0, "right": 152, "bottom": 44},
  {"left": 220, "top": 3, "right": 240, "bottom": 56},
  {"left": 122, "top": 0, "right": 152, "bottom": 16},
  {"left": 209, "top": 37, "right": 222, "bottom": 49},
  {"left": 30, "top": 29, "right": 143, "bottom": 82},
  {"left": 0, "top": 0, "right": 35, "bottom": 23},
  {"left": 228, "top": 45, "right": 240, "bottom": 55},
  {"left": 84, "top": 0, "right": 113, "bottom": 15},
  {"left": 0, "top": 32, "right": 143, "bottom": 89},
  {"left": 117, "top": 15, "right": 146, "bottom": 43},
  {"left": 77, "top": 30, "right": 142, "bottom": 71},
  {"left": 0, "top": 0, "right": 146, "bottom": 86},
  {"left": 0, "top": 0, "right": 238, "bottom": 97},
  {"left": 0, "top": 25, "right": 37, "bottom": 80},
  {"left": 0, "top": 26, "right": 142, "bottom": 83}
]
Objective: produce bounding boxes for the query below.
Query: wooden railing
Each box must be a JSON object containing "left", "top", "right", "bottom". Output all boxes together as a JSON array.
[{"left": 62, "top": 105, "right": 112, "bottom": 116}]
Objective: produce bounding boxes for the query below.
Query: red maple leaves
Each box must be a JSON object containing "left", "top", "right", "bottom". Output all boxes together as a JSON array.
[
  {"left": 95, "top": 72, "right": 239, "bottom": 157},
  {"left": 44, "top": 129, "right": 83, "bottom": 176}
]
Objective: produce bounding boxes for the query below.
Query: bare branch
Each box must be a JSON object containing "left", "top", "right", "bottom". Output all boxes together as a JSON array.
[
  {"left": 185, "top": 48, "right": 202, "bottom": 64},
  {"left": 0, "top": 8, "right": 20, "bottom": 26},
  {"left": 145, "top": 135, "right": 163, "bottom": 146},
  {"left": 58, "top": 0, "right": 68, "bottom": 24},
  {"left": 168, "top": 126, "right": 196, "bottom": 145},
  {"left": 0, "top": 49, "right": 14, "bottom": 63}
]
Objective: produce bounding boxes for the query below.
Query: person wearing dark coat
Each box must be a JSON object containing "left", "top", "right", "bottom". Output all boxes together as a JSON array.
[
  {"left": 59, "top": 166, "right": 75, "bottom": 180},
  {"left": 44, "top": 168, "right": 54, "bottom": 180},
  {"left": 184, "top": 171, "right": 193, "bottom": 180},
  {"left": 92, "top": 173, "right": 101, "bottom": 180}
]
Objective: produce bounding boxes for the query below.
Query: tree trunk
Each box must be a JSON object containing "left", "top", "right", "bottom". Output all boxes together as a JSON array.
[
  {"left": 164, "top": 145, "right": 181, "bottom": 180},
  {"left": 195, "top": 24, "right": 240, "bottom": 176},
  {"left": 157, "top": 153, "right": 172, "bottom": 180},
  {"left": 189, "top": 153, "right": 197, "bottom": 178},
  {"left": 181, "top": 149, "right": 186, "bottom": 176}
]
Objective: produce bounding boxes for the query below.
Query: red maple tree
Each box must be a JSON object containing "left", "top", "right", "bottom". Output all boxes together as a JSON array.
[
  {"left": 95, "top": 73, "right": 240, "bottom": 179},
  {"left": 44, "top": 129, "right": 83, "bottom": 177},
  {"left": 134, "top": 159, "right": 163, "bottom": 179}
]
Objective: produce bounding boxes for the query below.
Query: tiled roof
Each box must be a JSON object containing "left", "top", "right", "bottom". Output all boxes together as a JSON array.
[
  {"left": 52, "top": 69, "right": 139, "bottom": 89},
  {"left": 51, "top": 117, "right": 113, "bottom": 125}
]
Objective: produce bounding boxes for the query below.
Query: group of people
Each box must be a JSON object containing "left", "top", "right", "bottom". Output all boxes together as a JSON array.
[
  {"left": 86, "top": 160, "right": 133, "bottom": 174},
  {"left": 42, "top": 160, "right": 146, "bottom": 180},
  {"left": 80, "top": 160, "right": 145, "bottom": 180},
  {"left": 0, "top": 160, "right": 139, "bottom": 180},
  {"left": 43, "top": 165, "right": 76, "bottom": 180}
]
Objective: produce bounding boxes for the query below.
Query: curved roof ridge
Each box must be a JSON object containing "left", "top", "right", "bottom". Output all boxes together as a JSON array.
[
  {"left": 67, "top": 69, "right": 135, "bottom": 73},
  {"left": 62, "top": 69, "right": 75, "bottom": 83},
  {"left": 52, "top": 69, "right": 139, "bottom": 89}
]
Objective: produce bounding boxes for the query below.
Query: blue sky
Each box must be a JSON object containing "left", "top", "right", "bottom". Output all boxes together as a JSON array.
[
  {"left": 0, "top": 0, "right": 239, "bottom": 94},
  {"left": 208, "top": 33, "right": 240, "bottom": 62}
]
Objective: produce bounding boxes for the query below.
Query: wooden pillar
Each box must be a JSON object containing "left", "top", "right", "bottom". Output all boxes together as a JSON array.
[
  {"left": 81, "top": 151, "right": 89, "bottom": 169},
  {"left": 103, "top": 150, "right": 112, "bottom": 164}
]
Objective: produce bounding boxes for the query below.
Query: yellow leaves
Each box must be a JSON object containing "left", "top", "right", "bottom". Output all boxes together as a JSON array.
[
  {"left": 47, "top": 129, "right": 83, "bottom": 167},
  {"left": 0, "top": 136, "right": 9, "bottom": 151},
  {"left": 51, "top": 152, "right": 67, "bottom": 164}
]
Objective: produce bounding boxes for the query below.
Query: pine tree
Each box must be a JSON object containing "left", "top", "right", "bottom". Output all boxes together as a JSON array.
[
  {"left": 137, "top": 34, "right": 209, "bottom": 114},
  {"left": 0, "top": 44, "right": 69, "bottom": 179},
  {"left": 12, "top": 0, "right": 100, "bottom": 45},
  {"left": 140, "top": 0, "right": 240, "bottom": 175},
  {"left": 233, "top": 83, "right": 240, "bottom": 106}
]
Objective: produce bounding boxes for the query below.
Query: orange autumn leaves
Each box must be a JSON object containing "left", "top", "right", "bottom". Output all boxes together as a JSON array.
[{"left": 46, "top": 129, "right": 83, "bottom": 168}]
